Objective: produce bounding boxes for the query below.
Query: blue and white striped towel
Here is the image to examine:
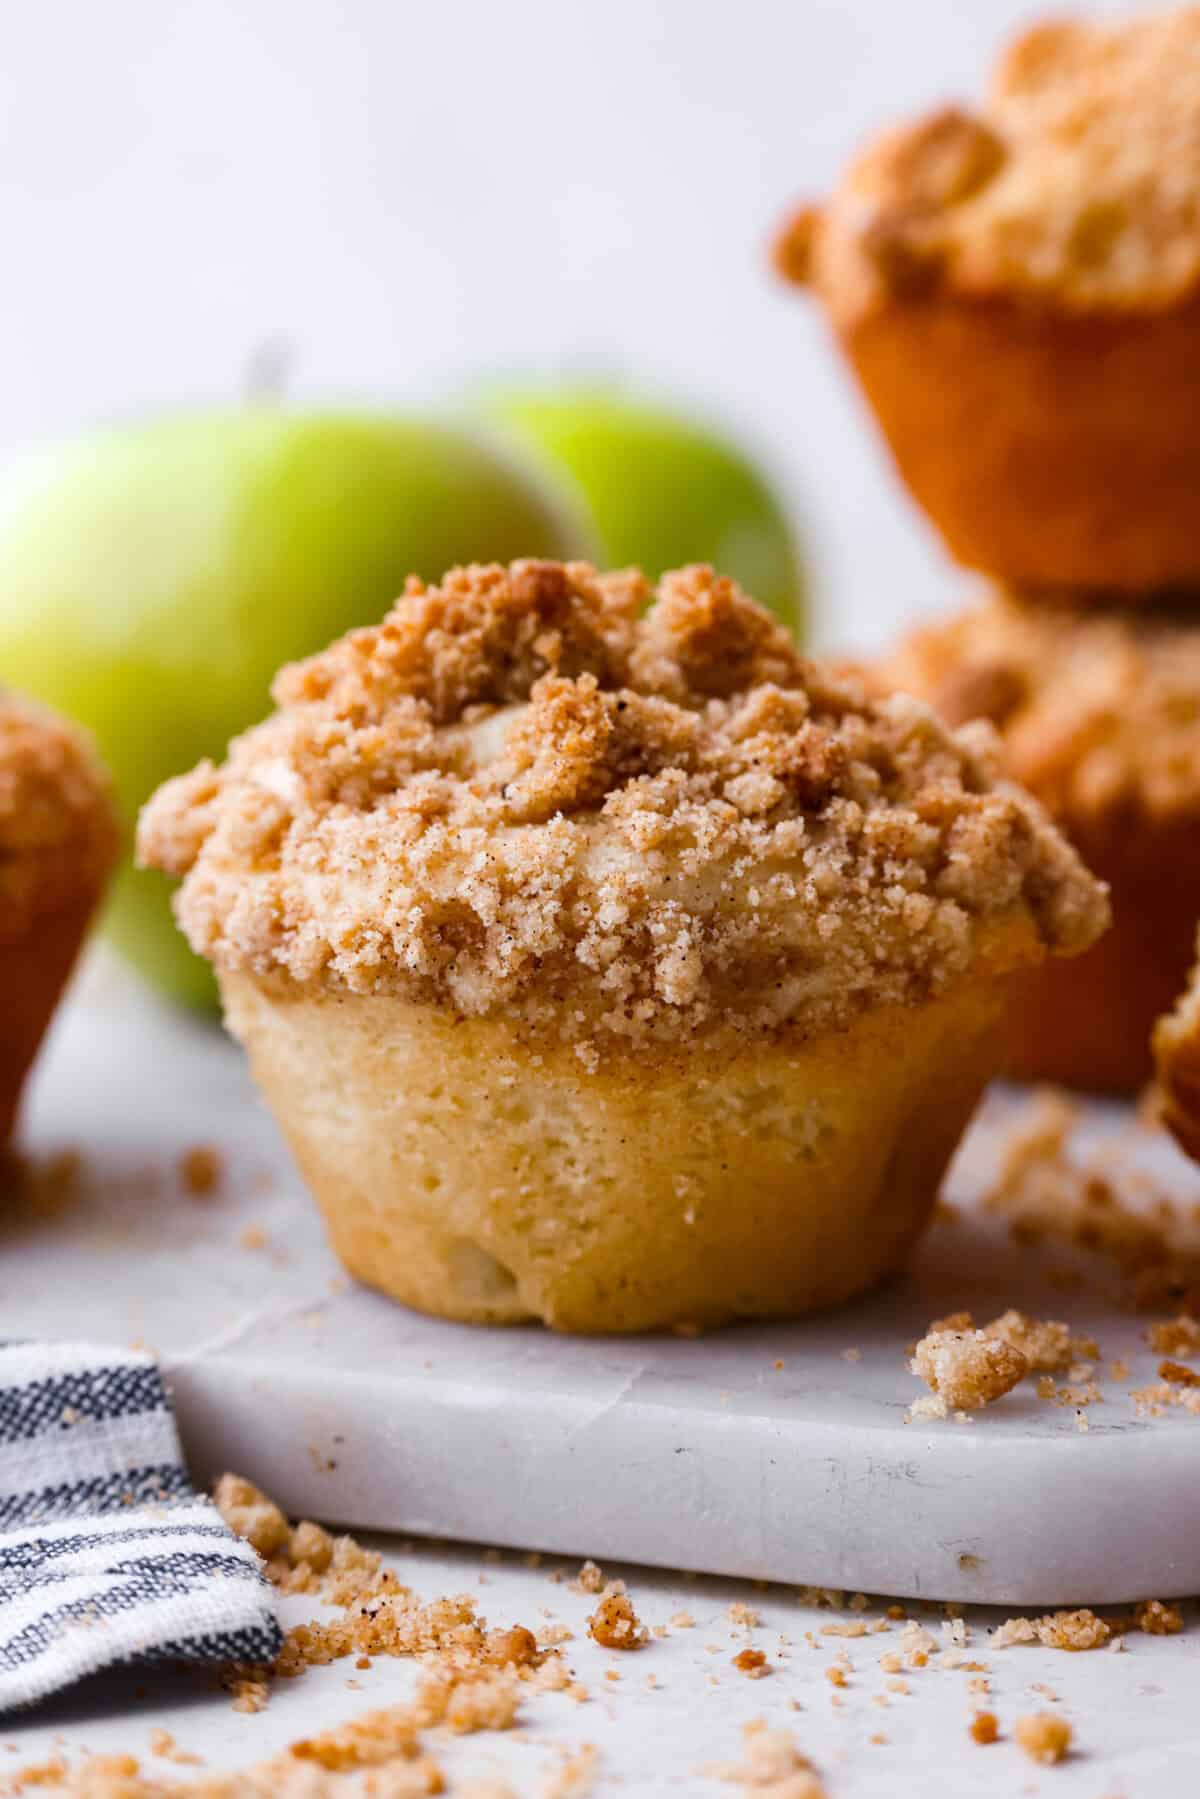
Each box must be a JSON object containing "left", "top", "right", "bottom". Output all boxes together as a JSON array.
[{"left": 0, "top": 1340, "right": 281, "bottom": 1711}]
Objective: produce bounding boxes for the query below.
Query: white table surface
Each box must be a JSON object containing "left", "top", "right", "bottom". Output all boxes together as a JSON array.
[{"left": 4, "top": 956, "right": 1200, "bottom": 1794}]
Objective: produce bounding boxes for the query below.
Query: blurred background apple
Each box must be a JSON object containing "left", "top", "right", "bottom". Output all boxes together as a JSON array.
[
  {"left": 479, "top": 387, "right": 805, "bottom": 639},
  {"left": 0, "top": 408, "right": 581, "bottom": 1008}
]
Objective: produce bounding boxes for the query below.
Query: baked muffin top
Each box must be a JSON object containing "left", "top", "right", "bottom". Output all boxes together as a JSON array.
[
  {"left": 776, "top": 8, "right": 1200, "bottom": 320},
  {"left": 882, "top": 587, "right": 1200, "bottom": 863},
  {"left": 0, "top": 692, "right": 117, "bottom": 939},
  {"left": 138, "top": 560, "right": 1106, "bottom": 1051}
]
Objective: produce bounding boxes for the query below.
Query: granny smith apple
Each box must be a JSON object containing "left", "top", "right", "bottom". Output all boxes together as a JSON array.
[
  {"left": 477, "top": 387, "right": 805, "bottom": 640},
  {"left": 0, "top": 409, "right": 581, "bottom": 1008}
]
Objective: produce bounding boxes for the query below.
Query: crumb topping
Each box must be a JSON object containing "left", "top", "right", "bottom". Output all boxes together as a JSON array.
[
  {"left": 0, "top": 691, "right": 116, "bottom": 935},
  {"left": 784, "top": 8, "right": 1200, "bottom": 317},
  {"left": 137, "top": 560, "right": 1105, "bottom": 1050},
  {"left": 910, "top": 1327, "right": 1028, "bottom": 1412},
  {"left": 881, "top": 588, "right": 1200, "bottom": 861}
]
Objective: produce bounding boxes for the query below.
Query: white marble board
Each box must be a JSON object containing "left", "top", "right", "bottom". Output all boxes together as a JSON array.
[{"left": 5, "top": 959, "right": 1198, "bottom": 1609}]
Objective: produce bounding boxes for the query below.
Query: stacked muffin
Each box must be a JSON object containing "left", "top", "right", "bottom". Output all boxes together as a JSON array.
[
  {"left": 775, "top": 8, "right": 1200, "bottom": 1092},
  {"left": 0, "top": 693, "right": 116, "bottom": 1143}
]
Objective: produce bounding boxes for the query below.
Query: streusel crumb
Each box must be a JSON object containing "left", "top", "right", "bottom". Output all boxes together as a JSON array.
[
  {"left": 994, "top": 1609, "right": 1110, "bottom": 1651},
  {"left": 794, "top": 9, "right": 1200, "bottom": 317},
  {"left": 587, "top": 1592, "right": 648, "bottom": 1651},
  {"left": 1016, "top": 1711, "right": 1073, "bottom": 1765},
  {"left": 708, "top": 1719, "right": 828, "bottom": 1796},
  {"left": 137, "top": 561, "right": 1104, "bottom": 1053},
  {"left": 911, "top": 1328, "right": 1028, "bottom": 1411}
]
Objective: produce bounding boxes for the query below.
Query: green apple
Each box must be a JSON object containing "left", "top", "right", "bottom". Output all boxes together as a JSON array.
[
  {"left": 477, "top": 386, "right": 805, "bottom": 640},
  {"left": 0, "top": 408, "right": 581, "bottom": 1008}
]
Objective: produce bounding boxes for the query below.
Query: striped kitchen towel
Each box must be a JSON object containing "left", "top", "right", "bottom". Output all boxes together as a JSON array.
[{"left": 0, "top": 1340, "right": 281, "bottom": 1711}]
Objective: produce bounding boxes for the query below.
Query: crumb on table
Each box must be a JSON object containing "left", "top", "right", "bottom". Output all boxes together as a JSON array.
[
  {"left": 1015, "top": 1711, "right": 1073, "bottom": 1764},
  {"left": 910, "top": 1328, "right": 1028, "bottom": 1412}
]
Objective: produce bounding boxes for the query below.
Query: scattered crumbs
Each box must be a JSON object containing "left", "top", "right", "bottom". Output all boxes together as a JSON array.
[
  {"left": 1015, "top": 1712, "right": 1073, "bottom": 1765},
  {"left": 587, "top": 1592, "right": 648, "bottom": 1651},
  {"left": 572, "top": 1561, "right": 607, "bottom": 1595},
  {"left": 886, "top": 1677, "right": 909, "bottom": 1695},
  {"left": 238, "top": 1224, "right": 268, "bottom": 1251},
  {"left": 907, "top": 1392, "right": 949, "bottom": 1422},
  {"left": 707, "top": 1719, "right": 828, "bottom": 1796},
  {"left": 994, "top": 1609, "right": 1110, "bottom": 1651},
  {"left": 983, "top": 1308, "right": 1099, "bottom": 1372},
  {"left": 1110, "top": 1358, "right": 1131, "bottom": 1382},
  {"left": 1135, "top": 1598, "right": 1184, "bottom": 1635},
  {"left": 1159, "top": 1359, "right": 1200, "bottom": 1386},
  {"left": 540, "top": 1743, "right": 598, "bottom": 1798},
  {"left": 147, "top": 1731, "right": 202, "bottom": 1767},
  {"left": 824, "top": 1663, "right": 848, "bottom": 1688},
  {"left": 969, "top": 1711, "right": 999, "bottom": 1745},
  {"left": 226, "top": 1670, "right": 271, "bottom": 1714},
  {"left": 772, "top": 1359, "right": 785, "bottom": 1371},
  {"left": 178, "top": 1144, "right": 222, "bottom": 1197},
  {"left": 910, "top": 1328, "right": 1027, "bottom": 1412},
  {"left": 732, "top": 1648, "right": 772, "bottom": 1679},
  {"left": 879, "top": 1652, "right": 902, "bottom": 1674},
  {"left": 1131, "top": 1381, "right": 1200, "bottom": 1417},
  {"left": 898, "top": 1621, "right": 936, "bottom": 1667},
  {"left": 669, "top": 1610, "right": 695, "bottom": 1629},
  {"left": 728, "top": 1602, "right": 761, "bottom": 1629},
  {"left": 848, "top": 1592, "right": 869, "bottom": 1612},
  {"left": 1147, "top": 1315, "right": 1200, "bottom": 1357},
  {"left": 821, "top": 1620, "right": 868, "bottom": 1638}
]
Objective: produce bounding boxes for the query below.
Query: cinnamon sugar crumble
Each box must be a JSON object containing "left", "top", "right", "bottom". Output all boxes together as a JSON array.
[
  {"left": 969, "top": 1711, "right": 998, "bottom": 1745},
  {"left": 587, "top": 1592, "right": 648, "bottom": 1651},
  {"left": 137, "top": 560, "right": 1104, "bottom": 1053},
  {"left": 794, "top": 10, "right": 1200, "bottom": 318},
  {"left": 910, "top": 1327, "right": 1028, "bottom": 1413},
  {"left": 1016, "top": 1711, "right": 1073, "bottom": 1765}
]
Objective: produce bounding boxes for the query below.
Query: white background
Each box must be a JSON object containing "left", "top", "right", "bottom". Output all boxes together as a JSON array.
[{"left": 0, "top": 0, "right": 1136, "bottom": 648}]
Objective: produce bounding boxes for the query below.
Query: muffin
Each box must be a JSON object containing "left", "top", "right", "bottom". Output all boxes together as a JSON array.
[
  {"left": 1, "top": 693, "right": 117, "bottom": 1143},
  {"left": 774, "top": 10, "right": 1200, "bottom": 594},
  {"left": 138, "top": 560, "right": 1106, "bottom": 1332},
  {"left": 881, "top": 587, "right": 1200, "bottom": 1091},
  {"left": 1154, "top": 942, "right": 1200, "bottom": 1160}
]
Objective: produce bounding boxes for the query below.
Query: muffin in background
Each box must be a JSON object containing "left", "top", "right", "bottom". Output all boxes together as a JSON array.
[
  {"left": 1, "top": 694, "right": 117, "bottom": 1144},
  {"left": 775, "top": 9, "right": 1200, "bottom": 594},
  {"left": 139, "top": 560, "right": 1106, "bottom": 1332},
  {"left": 880, "top": 587, "right": 1200, "bottom": 1092},
  {"left": 1155, "top": 938, "right": 1200, "bottom": 1160}
]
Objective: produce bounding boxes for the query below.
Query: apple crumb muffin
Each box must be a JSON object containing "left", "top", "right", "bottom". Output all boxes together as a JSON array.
[
  {"left": 139, "top": 561, "right": 1105, "bottom": 1331},
  {"left": 775, "top": 8, "right": 1200, "bottom": 592}
]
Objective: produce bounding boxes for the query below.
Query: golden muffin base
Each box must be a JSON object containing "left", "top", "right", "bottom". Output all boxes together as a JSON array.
[
  {"left": 221, "top": 971, "right": 1012, "bottom": 1334},
  {"left": 841, "top": 294, "right": 1200, "bottom": 595},
  {"left": 0, "top": 897, "right": 98, "bottom": 1146}
]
